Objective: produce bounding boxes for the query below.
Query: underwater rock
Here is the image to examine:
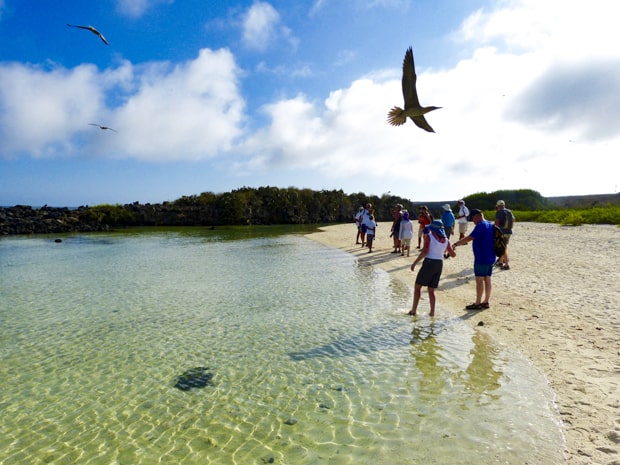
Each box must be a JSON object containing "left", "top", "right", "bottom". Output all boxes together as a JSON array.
[{"left": 173, "top": 367, "right": 214, "bottom": 391}]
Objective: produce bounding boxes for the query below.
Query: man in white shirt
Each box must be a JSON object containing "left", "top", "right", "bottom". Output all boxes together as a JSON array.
[{"left": 456, "top": 199, "right": 470, "bottom": 239}]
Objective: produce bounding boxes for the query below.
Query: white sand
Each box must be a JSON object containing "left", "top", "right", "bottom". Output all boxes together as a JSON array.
[{"left": 307, "top": 221, "right": 620, "bottom": 464}]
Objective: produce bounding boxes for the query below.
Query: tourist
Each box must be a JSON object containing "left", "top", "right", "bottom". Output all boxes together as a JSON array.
[
  {"left": 408, "top": 219, "right": 456, "bottom": 316},
  {"left": 398, "top": 210, "right": 414, "bottom": 256},
  {"left": 390, "top": 204, "right": 403, "bottom": 253},
  {"left": 366, "top": 214, "right": 377, "bottom": 253},
  {"left": 456, "top": 199, "right": 470, "bottom": 239},
  {"left": 494, "top": 200, "right": 515, "bottom": 270},
  {"left": 452, "top": 209, "right": 495, "bottom": 310},
  {"left": 416, "top": 205, "right": 432, "bottom": 249},
  {"left": 354, "top": 206, "right": 364, "bottom": 244}
]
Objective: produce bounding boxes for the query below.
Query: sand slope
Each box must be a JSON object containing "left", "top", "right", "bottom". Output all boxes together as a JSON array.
[{"left": 307, "top": 221, "right": 620, "bottom": 465}]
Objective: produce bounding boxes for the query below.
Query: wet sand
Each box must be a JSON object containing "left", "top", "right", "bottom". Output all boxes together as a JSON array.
[{"left": 307, "top": 221, "right": 620, "bottom": 464}]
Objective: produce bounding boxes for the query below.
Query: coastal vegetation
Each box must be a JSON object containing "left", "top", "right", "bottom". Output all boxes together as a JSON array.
[{"left": 1, "top": 188, "right": 619, "bottom": 235}]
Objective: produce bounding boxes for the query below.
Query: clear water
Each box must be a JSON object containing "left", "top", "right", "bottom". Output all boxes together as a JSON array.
[{"left": 0, "top": 228, "right": 564, "bottom": 465}]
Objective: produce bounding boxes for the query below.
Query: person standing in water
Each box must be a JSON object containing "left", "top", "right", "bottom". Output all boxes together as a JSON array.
[{"left": 408, "top": 220, "right": 456, "bottom": 317}]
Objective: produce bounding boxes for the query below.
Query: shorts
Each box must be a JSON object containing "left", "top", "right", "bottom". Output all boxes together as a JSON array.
[
  {"left": 458, "top": 223, "right": 468, "bottom": 234},
  {"left": 415, "top": 258, "right": 443, "bottom": 289},
  {"left": 392, "top": 230, "right": 400, "bottom": 239},
  {"left": 503, "top": 234, "right": 511, "bottom": 245},
  {"left": 474, "top": 263, "right": 494, "bottom": 277},
  {"left": 361, "top": 224, "right": 367, "bottom": 233},
  {"left": 366, "top": 234, "right": 374, "bottom": 246},
  {"left": 401, "top": 238, "right": 411, "bottom": 248},
  {"left": 444, "top": 226, "right": 454, "bottom": 237}
]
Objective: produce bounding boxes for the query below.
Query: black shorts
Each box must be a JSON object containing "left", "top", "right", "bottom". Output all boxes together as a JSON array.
[{"left": 415, "top": 258, "right": 443, "bottom": 288}]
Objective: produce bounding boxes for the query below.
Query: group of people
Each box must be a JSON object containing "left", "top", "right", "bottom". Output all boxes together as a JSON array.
[{"left": 354, "top": 199, "right": 515, "bottom": 317}]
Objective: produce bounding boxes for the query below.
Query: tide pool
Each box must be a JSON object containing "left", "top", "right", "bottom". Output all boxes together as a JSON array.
[{"left": 0, "top": 227, "right": 564, "bottom": 464}]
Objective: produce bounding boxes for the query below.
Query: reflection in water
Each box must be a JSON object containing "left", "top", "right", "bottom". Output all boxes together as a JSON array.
[
  {"left": 464, "top": 332, "right": 502, "bottom": 404},
  {"left": 410, "top": 321, "right": 447, "bottom": 398}
]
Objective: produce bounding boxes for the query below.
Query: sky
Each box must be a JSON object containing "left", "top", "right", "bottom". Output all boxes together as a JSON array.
[{"left": 1, "top": 0, "right": 619, "bottom": 206}]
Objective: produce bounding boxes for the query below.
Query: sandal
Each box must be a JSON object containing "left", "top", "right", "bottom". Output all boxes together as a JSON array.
[
  {"left": 465, "top": 303, "right": 483, "bottom": 310},
  {"left": 481, "top": 302, "right": 490, "bottom": 309}
]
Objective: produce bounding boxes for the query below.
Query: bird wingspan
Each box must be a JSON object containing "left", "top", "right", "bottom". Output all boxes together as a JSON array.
[
  {"left": 411, "top": 116, "right": 435, "bottom": 133},
  {"left": 402, "top": 47, "right": 421, "bottom": 109}
]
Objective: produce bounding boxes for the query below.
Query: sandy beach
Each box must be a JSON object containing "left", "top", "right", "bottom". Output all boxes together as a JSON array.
[{"left": 307, "top": 221, "right": 620, "bottom": 465}]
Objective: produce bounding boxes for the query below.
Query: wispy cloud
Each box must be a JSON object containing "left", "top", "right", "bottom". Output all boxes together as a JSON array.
[
  {"left": 115, "top": 0, "right": 174, "bottom": 19},
  {"left": 241, "top": 2, "right": 298, "bottom": 52}
]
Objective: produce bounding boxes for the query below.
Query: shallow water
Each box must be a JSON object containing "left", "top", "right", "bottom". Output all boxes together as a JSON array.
[{"left": 0, "top": 227, "right": 564, "bottom": 464}]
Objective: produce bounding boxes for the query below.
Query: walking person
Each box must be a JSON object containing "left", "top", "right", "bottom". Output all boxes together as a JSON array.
[
  {"left": 398, "top": 210, "right": 414, "bottom": 256},
  {"left": 408, "top": 220, "right": 456, "bottom": 317},
  {"left": 494, "top": 200, "right": 515, "bottom": 270},
  {"left": 456, "top": 200, "right": 470, "bottom": 239},
  {"left": 452, "top": 209, "right": 495, "bottom": 310}
]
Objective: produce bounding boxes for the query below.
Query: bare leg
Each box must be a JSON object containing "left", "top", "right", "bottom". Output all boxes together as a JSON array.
[
  {"left": 428, "top": 287, "right": 437, "bottom": 316},
  {"left": 409, "top": 284, "right": 422, "bottom": 315},
  {"left": 482, "top": 276, "right": 492, "bottom": 304},
  {"left": 475, "top": 277, "right": 484, "bottom": 304}
]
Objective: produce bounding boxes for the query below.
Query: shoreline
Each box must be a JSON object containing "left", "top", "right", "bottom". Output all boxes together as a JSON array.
[{"left": 307, "top": 221, "right": 620, "bottom": 464}]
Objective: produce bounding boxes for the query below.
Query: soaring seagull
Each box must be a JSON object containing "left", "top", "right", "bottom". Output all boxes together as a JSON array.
[
  {"left": 387, "top": 47, "right": 440, "bottom": 133},
  {"left": 89, "top": 123, "right": 117, "bottom": 132},
  {"left": 66, "top": 24, "right": 109, "bottom": 45}
]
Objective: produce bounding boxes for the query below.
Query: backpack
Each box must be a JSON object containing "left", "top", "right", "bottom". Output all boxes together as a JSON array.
[{"left": 493, "top": 225, "right": 506, "bottom": 258}]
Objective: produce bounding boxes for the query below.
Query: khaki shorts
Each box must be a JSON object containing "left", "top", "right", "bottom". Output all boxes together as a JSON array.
[{"left": 458, "top": 223, "right": 468, "bottom": 234}]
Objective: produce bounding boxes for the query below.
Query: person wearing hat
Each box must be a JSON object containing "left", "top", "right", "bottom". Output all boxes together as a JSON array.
[
  {"left": 408, "top": 219, "right": 456, "bottom": 316},
  {"left": 441, "top": 204, "right": 456, "bottom": 240},
  {"left": 494, "top": 200, "right": 515, "bottom": 270},
  {"left": 452, "top": 209, "right": 495, "bottom": 310},
  {"left": 456, "top": 200, "right": 470, "bottom": 239}
]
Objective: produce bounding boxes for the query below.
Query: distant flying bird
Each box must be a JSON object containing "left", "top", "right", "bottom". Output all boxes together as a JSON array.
[
  {"left": 89, "top": 123, "right": 117, "bottom": 132},
  {"left": 387, "top": 46, "right": 441, "bottom": 133},
  {"left": 66, "top": 24, "right": 109, "bottom": 45}
]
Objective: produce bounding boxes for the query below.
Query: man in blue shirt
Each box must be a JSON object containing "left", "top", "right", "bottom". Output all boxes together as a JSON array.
[{"left": 452, "top": 209, "right": 495, "bottom": 310}]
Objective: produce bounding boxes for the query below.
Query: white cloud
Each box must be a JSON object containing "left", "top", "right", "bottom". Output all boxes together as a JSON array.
[
  {"left": 115, "top": 0, "right": 174, "bottom": 18},
  {"left": 0, "top": 49, "right": 245, "bottom": 162},
  {"left": 241, "top": 2, "right": 298, "bottom": 52}
]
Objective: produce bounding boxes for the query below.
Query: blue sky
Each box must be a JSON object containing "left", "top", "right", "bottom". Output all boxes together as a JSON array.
[{"left": 1, "top": 0, "right": 618, "bottom": 206}]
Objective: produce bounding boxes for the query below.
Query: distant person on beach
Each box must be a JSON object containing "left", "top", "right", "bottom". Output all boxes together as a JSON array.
[
  {"left": 441, "top": 204, "right": 456, "bottom": 239},
  {"left": 354, "top": 207, "right": 364, "bottom": 244},
  {"left": 494, "top": 200, "right": 515, "bottom": 270},
  {"left": 398, "top": 210, "right": 414, "bottom": 256},
  {"left": 452, "top": 209, "right": 495, "bottom": 310},
  {"left": 408, "top": 219, "right": 456, "bottom": 316},
  {"left": 416, "top": 205, "right": 432, "bottom": 249},
  {"left": 390, "top": 204, "right": 403, "bottom": 253},
  {"left": 360, "top": 203, "right": 373, "bottom": 247},
  {"left": 441, "top": 204, "right": 456, "bottom": 258},
  {"left": 366, "top": 214, "right": 377, "bottom": 253},
  {"left": 456, "top": 200, "right": 470, "bottom": 239}
]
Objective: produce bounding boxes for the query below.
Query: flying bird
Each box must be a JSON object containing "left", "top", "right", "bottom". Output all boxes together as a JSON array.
[
  {"left": 66, "top": 24, "right": 109, "bottom": 45},
  {"left": 387, "top": 46, "right": 440, "bottom": 133},
  {"left": 89, "top": 123, "right": 117, "bottom": 132}
]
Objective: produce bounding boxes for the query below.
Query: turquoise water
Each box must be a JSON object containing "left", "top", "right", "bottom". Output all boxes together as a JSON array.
[{"left": 0, "top": 228, "right": 564, "bottom": 464}]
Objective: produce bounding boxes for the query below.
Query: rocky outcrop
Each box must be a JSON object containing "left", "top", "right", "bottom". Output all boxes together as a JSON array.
[{"left": 0, "top": 205, "right": 110, "bottom": 235}]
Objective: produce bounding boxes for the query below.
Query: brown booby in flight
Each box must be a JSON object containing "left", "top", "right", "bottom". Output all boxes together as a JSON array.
[{"left": 387, "top": 47, "right": 440, "bottom": 133}]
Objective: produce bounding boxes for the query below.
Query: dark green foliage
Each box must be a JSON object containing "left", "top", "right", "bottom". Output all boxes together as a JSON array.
[{"left": 463, "top": 189, "right": 554, "bottom": 211}]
